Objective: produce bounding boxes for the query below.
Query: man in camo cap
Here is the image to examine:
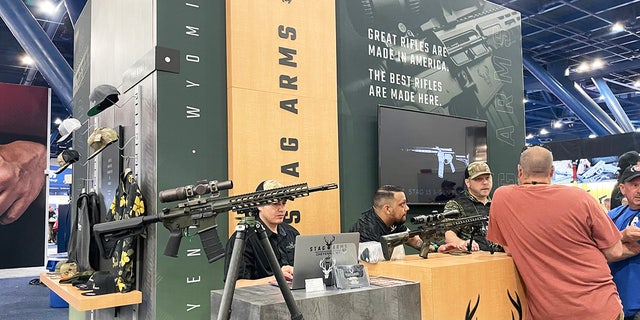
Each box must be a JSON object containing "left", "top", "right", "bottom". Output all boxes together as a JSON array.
[{"left": 443, "top": 161, "right": 503, "bottom": 252}]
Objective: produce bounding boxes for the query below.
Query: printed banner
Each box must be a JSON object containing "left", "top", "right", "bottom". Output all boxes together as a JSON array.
[
  {"left": 227, "top": 0, "right": 340, "bottom": 234},
  {"left": 0, "top": 83, "right": 49, "bottom": 269}
]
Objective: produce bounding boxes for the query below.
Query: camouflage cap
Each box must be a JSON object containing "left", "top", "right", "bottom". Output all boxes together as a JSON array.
[
  {"left": 87, "top": 127, "right": 119, "bottom": 160},
  {"left": 256, "top": 179, "right": 294, "bottom": 201},
  {"left": 465, "top": 161, "right": 491, "bottom": 179},
  {"left": 256, "top": 179, "right": 284, "bottom": 191}
]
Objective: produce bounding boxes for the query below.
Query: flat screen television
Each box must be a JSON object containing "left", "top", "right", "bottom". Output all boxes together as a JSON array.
[{"left": 378, "top": 105, "right": 487, "bottom": 203}]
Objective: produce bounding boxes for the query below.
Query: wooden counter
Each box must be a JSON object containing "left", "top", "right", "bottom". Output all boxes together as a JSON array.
[
  {"left": 363, "top": 252, "right": 527, "bottom": 320},
  {"left": 40, "top": 272, "right": 142, "bottom": 311}
]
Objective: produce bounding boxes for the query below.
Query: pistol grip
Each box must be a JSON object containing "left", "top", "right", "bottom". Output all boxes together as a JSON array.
[
  {"left": 419, "top": 244, "right": 430, "bottom": 259},
  {"left": 164, "top": 229, "right": 183, "bottom": 257}
]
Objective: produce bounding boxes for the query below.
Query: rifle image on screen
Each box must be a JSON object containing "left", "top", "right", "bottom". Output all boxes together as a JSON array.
[
  {"left": 380, "top": 211, "right": 487, "bottom": 260},
  {"left": 403, "top": 146, "right": 470, "bottom": 178},
  {"left": 93, "top": 180, "right": 338, "bottom": 263}
]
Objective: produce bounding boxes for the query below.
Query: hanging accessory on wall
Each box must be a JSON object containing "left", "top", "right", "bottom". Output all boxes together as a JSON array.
[
  {"left": 57, "top": 118, "right": 82, "bottom": 142},
  {"left": 54, "top": 149, "right": 80, "bottom": 174},
  {"left": 87, "top": 127, "right": 119, "bottom": 160},
  {"left": 87, "top": 84, "right": 120, "bottom": 117}
]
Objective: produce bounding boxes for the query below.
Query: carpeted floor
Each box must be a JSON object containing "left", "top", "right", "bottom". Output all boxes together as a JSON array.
[{"left": 0, "top": 276, "right": 68, "bottom": 320}]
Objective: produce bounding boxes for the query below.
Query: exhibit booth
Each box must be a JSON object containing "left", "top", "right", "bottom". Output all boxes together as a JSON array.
[{"left": 30, "top": 0, "right": 528, "bottom": 319}]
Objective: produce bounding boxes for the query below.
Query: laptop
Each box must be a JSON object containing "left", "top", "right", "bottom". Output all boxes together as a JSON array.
[{"left": 274, "top": 232, "right": 360, "bottom": 290}]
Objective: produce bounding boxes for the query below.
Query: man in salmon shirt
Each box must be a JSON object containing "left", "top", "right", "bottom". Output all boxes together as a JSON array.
[{"left": 487, "top": 145, "right": 640, "bottom": 320}]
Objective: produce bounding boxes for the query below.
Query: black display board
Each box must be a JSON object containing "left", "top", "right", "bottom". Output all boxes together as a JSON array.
[{"left": 378, "top": 105, "right": 487, "bottom": 203}]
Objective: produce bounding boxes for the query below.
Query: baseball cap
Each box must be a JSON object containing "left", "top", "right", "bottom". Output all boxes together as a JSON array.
[
  {"left": 465, "top": 161, "right": 492, "bottom": 179},
  {"left": 81, "top": 271, "right": 117, "bottom": 296},
  {"left": 619, "top": 164, "right": 640, "bottom": 184},
  {"left": 57, "top": 118, "right": 82, "bottom": 142},
  {"left": 618, "top": 151, "right": 640, "bottom": 170},
  {"left": 87, "top": 84, "right": 120, "bottom": 117},
  {"left": 87, "top": 127, "right": 119, "bottom": 160},
  {"left": 441, "top": 180, "right": 456, "bottom": 188},
  {"left": 256, "top": 179, "right": 295, "bottom": 201},
  {"left": 54, "top": 149, "right": 80, "bottom": 174},
  {"left": 256, "top": 179, "right": 284, "bottom": 191}
]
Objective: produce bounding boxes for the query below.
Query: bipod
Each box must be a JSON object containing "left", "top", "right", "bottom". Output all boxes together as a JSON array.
[{"left": 216, "top": 216, "right": 304, "bottom": 320}]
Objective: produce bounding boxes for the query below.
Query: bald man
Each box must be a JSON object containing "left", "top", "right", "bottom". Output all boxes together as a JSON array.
[{"left": 487, "top": 145, "right": 640, "bottom": 320}]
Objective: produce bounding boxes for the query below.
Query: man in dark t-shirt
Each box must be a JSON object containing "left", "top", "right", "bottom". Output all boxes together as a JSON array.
[
  {"left": 350, "top": 185, "right": 457, "bottom": 257},
  {"left": 223, "top": 180, "right": 299, "bottom": 287}
]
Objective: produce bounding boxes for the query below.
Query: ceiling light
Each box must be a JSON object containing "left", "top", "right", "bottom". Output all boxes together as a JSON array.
[
  {"left": 54, "top": 118, "right": 62, "bottom": 125},
  {"left": 526, "top": 133, "right": 534, "bottom": 139},
  {"left": 540, "top": 128, "right": 549, "bottom": 135},
  {"left": 611, "top": 22, "right": 625, "bottom": 33},
  {"left": 552, "top": 120, "right": 563, "bottom": 128},
  {"left": 591, "top": 59, "right": 604, "bottom": 70},
  {"left": 21, "top": 55, "right": 34, "bottom": 65},
  {"left": 634, "top": 80, "right": 640, "bottom": 87},
  {"left": 523, "top": 98, "right": 528, "bottom": 103},
  {"left": 37, "top": 1, "right": 59, "bottom": 15},
  {"left": 576, "top": 62, "right": 590, "bottom": 73},
  {"left": 588, "top": 134, "right": 597, "bottom": 138}
]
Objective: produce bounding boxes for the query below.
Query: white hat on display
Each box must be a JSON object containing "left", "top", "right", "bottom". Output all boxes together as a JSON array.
[{"left": 57, "top": 118, "right": 82, "bottom": 142}]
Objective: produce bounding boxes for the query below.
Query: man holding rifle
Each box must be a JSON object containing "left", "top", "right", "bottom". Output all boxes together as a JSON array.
[
  {"left": 349, "top": 185, "right": 458, "bottom": 259},
  {"left": 443, "top": 161, "right": 503, "bottom": 253}
]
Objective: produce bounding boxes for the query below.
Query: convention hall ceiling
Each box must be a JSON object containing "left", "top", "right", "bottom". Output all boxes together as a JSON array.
[{"left": 0, "top": 0, "right": 639, "bottom": 156}]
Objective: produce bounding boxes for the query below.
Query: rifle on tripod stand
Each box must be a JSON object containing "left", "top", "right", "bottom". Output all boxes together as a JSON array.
[{"left": 93, "top": 180, "right": 338, "bottom": 263}]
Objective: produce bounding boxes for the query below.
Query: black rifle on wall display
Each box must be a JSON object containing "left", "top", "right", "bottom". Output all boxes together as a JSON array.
[
  {"left": 93, "top": 180, "right": 338, "bottom": 263},
  {"left": 380, "top": 211, "right": 488, "bottom": 260}
]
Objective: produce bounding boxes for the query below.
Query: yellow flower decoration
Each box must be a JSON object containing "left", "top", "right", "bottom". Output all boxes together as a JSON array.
[
  {"left": 119, "top": 195, "right": 126, "bottom": 207},
  {"left": 109, "top": 201, "right": 115, "bottom": 212},
  {"left": 132, "top": 196, "right": 144, "bottom": 216},
  {"left": 120, "top": 250, "right": 131, "bottom": 267},
  {"left": 116, "top": 277, "right": 126, "bottom": 292}
]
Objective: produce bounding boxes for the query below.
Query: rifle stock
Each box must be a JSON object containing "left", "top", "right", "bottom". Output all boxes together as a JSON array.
[{"left": 93, "top": 182, "right": 338, "bottom": 263}]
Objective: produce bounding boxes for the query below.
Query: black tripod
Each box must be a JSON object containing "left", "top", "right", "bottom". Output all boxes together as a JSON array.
[{"left": 217, "top": 216, "right": 304, "bottom": 320}]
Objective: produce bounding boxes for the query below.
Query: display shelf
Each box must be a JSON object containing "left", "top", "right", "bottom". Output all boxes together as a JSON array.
[{"left": 40, "top": 273, "right": 142, "bottom": 311}]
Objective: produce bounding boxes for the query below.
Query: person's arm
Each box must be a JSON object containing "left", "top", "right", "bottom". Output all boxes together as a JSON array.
[
  {"left": 441, "top": 200, "right": 480, "bottom": 251},
  {"left": 444, "top": 230, "right": 480, "bottom": 251},
  {"left": 406, "top": 234, "right": 422, "bottom": 250},
  {"left": 0, "top": 141, "right": 46, "bottom": 224},
  {"left": 235, "top": 265, "right": 294, "bottom": 288},
  {"left": 604, "top": 226, "right": 640, "bottom": 262}
]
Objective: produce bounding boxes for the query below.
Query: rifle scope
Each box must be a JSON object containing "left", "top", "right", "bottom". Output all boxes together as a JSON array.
[
  {"left": 411, "top": 209, "right": 459, "bottom": 224},
  {"left": 159, "top": 179, "right": 233, "bottom": 203}
]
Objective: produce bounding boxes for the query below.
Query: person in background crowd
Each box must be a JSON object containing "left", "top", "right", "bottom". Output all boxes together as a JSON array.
[
  {"left": 443, "top": 161, "right": 503, "bottom": 253},
  {"left": 608, "top": 164, "right": 640, "bottom": 320},
  {"left": 223, "top": 180, "right": 298, "bottom": 287},
  {"left": 349, "top": 185, "right": 459, "bottom": 256},
  {"left": 435, "top": 180, "right": 457, "bottom": 202},
  {"left": 600, "top": 196, "right": 612, "bottom": 212},
  {"left": 487, "top": 145, "right": 640, "bottom": 320},
  {"left": 611, "top": 151, "right": 640, "bottom": 209},
  {"left": 48, "top": 205, "right": 57, "bottom": 243},
  {"left": 0, "top": 140, "right": 46, "bottom": 225}
]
